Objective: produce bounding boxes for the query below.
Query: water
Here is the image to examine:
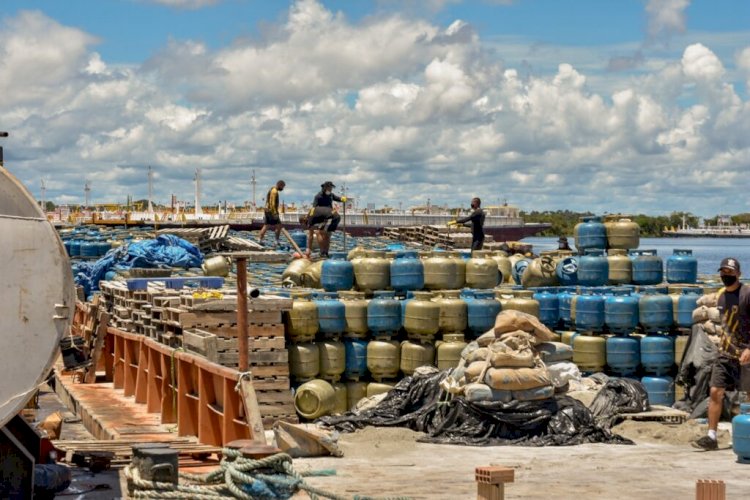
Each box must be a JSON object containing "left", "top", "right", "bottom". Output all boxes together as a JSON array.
[{"left": 522, "top": 237, "right": 750, "bottom": 276}]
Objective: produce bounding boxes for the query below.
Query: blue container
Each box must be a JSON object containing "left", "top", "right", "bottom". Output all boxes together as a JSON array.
[
  {"left": 534, "top": 288, "right": 560, "bottom": 329},
  {"left": 313, "top": 292, "right": 347, "bottom": 335},
  {"left": 604, "top": 288, "right": 639, "bottom": 333},
  {"left": 639, "top": 289, "right": 673, "bottom": 333},
  {"left": 290, "top": 231, "right": 307, "bottom": 251},
  {"left": 641, "top": 376, "right": 675, "bottom": 406},
  {"left": 512, "top": 258, "right": 531, "bottom": 285},
  {"left": 641, "top": 335, "right": 675, "bottom": 375},
  {"left": 390, "top": 251, "right": 424, "bottom": 292},
  {"left": 344, "top": 338, "right": 368, "bottom": 380},
  {"left": 574, "top": 291, "right": 605, "bottom": 332},
  {"left": 467, "top": 291, "right": 502, "bottom": 336},
  {"left": 556, "top": 257, "right": 578, "bottom": 286},
  {"left": 577, "top": 250, "right": 609, "bottom": 287},
  {"left": 80, "top": 240, "right": 98, "bottom": 258},
  {"left": 69, "top": 239, "right": 82, "bottom": 257},
  {"left": 367, "top": 291, "right": 401, "bottom": 336},
  {"left": 400, "top": 290, "right": 415, "bottom": 325},
  {"left": 574, "top": 216, "right": 607, "bottom": 252},
  {"left": 733, "top": 403, "right": 750, "bottom": 464},
  {"left": 630, "top": 249, "right": 664, "bottom": 285},
  {"left": 104, "top": 270, "right": 118, "bottom": 281},
  {"left": 97, "top": 240, "right": 112, "bottom": 256},
  {"left": 558, "top": 288, "right": 576, "bottom": 327},
  {"left": 63, "top": 240, "right": 72, "bottom": 256},
  {"left": 666, "top": 249, "right": 698, "bottom": 284},
  {"left": 606, "top": 336, "right": 640, "bottom": 375},
  {"left": 676, "top": 288, "right": 703, "bottom": 328},
  {"left": 321, "top": 252, "right": 355, "bottom": 292}
]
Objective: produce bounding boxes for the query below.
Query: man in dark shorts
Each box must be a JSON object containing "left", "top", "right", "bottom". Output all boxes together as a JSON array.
[
  {"left": 259, "top": 180, "right": 285, "bottom": 246},
  {"left": 692, "top": 257, "right": 750, "bottom": 450},
  {"left": 449, "top": 197, "right": 485, "bottom": 251},
  {"left": 306, "top": 181, "right": 346, "bottom": 258}
]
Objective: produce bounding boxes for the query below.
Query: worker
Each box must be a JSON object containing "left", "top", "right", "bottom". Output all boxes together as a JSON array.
[
  {"left": 449, "top": 197, "right": 485, "bottom": 251},
  {"left": 692, "top": 257, "right": 750, "bottom": 450},
  {"left": 558, "top": 236, "right": 572, "bottom": 251},
  {"left": 306, "top": 181, "right": 346, "bottom": 258},
  {"left": 258, "top": 180, "right": 285, "bottom": 246}
]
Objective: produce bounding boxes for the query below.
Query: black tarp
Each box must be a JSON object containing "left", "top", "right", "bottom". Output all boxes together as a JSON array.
[{"left": 319, "top": 370, "right": 632, "bottom": 446}]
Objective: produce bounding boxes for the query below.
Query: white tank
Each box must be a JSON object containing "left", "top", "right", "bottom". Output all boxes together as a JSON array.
[{"left": 0, "top": 166, "right": 75, "bottom": 427}]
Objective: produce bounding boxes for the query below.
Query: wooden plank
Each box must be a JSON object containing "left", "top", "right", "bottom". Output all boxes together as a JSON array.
[
  {"left": 193, "top": 323, "right": 285, "bottom": 338},
  {"left": 213, "top": 336, "right": 285, "bottom": 351},
  {"left": 255, "top": 390, "right": 294, "bottom": 404},
  {"left": 239, "top": 376, "right": 267, "bottom": 445},
  {"left": 257, "top": 403, "right": 297, "bottom": 416},
  {"left": 224, "top": 365, "right": 289, "bottom": 378},
  {"left": 84, "top": 311, "right": 110, "bottom": 384},
  {"left": 216, "top": 351, "right": 288, "bottom": 365},
  {"left": 252, "top": 377, "right": 291, "bottom": 391}
]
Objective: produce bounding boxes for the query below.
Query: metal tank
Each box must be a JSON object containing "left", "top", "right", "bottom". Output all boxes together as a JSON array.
[
  {"left": 344, "top": 338, "right": 368, "bottom": 380},
  {"left": 639, "top": 288, "right": 673, "bottom": 333},
  {"left": 521, "top": 255, "right": 558, "bottom": 288},
  {"left": 434, "top": 290, "right": 468, "bottom": 334},
  {"left": 533, "top": 288, "right": 560, "bottom": 329},
  {"left": 294, "top": 379, "right": 335, "bottom": 420},
  {"left": 491, "top": 252, "right": 512, "bottom": 284},
  {"left": 318, "top": 339, "right": 346, "bottom": 382},
  {"left": 390, "top": 250, "right": 424, "bottom": 292},
  {"left": 448, "top": 251, "right": 467, "bottom": 289},
  {"left": 573, "top": 290, "right": 606, "bottom": 332},
  {"left": 338, "top": 291, "right": 369, "bottom": 338},
  {"left": 640, "top": 376, "right": 675, "bottom": 406},
  {"left": 331, "top": 382, "right": 348, "bottom": 415},
  {"left": 640, "top": 334, "right": 675, "bottom": 375},
  {"left": 574, "top": 216, "right": 607, "bottom": 252},
  {"left": 466, "top": 290, "right": 502, "bottom": 337},
  {"left": 511, "top": 258, "right": 531, "bottom": 286},
  {"left": 288, "top": 342, "right": 320, "bottom": 381},
  {"left": 400, "top": 340, "right": 435, "bottom": 375},
  {"left": 504, "top": 290, "right": 540, "bottom": 318},
  {"left": 321, "top": 251, "right": 354, "bottom": 292},
  {"left": 301, "top": 260, "right": 324, "bottom": 288},
  {"left": 366, "top": 381, "right": 396, "bottom": 397},
  {"left": 732, "top": 404, "right": 750, "bottom": 463},
  {"left": 403, "top": 291, "right": 440, "bottom": 340},
  {"left": 312, "top": 292, "right": 347, "bottom": 336},
  {"left": 0, "top": 166, "right": 75, "bottom": 427},
  {"left": 629, "top": 249, "right": 664, "bottom": 286},
  {"left": 366, "top": 339, "right": 401, "bottom": 380},
  {"left": 436, "top": 334, "right": 467, "bottom": 370},
  {"left": 557, "top": 287, "right": 577, "bottom": 328},
  {"left": 604, "top": 217, "right": 640, "bottom": 250},
  {"left": 284, "top": 292, "right": 319, "bottom": 343},
  {"left": 423, "top": 252, "right": 458, "bottom": 290},
  {"left": 367, "top": 291, "right": 401, "bottom": 337},
  {"left": 607, "top": 249, "right": 632, "bottom": 285},
  {"left": 577, "top": 249, "right": 609, "bottom": 287},
  {"left": 555, "top": 256, "right": 579, "bottom": 286},
  {"left": 346, "top": 381, "right": 368, "bottom": 410},
  {"left": 606, "top": 335, "right": 640, "bottom": 375},
  {"left": 675, "top": 287, "right": 702, "bottom": 328},
  {"left": 572, "top": 334, "right": 607, "bottom": 373},
  {"left": 666, "top": 249, "right": 698, "bottom": 284},
  {"left": 604, "top": 287, "right": 639, "bottom": 334},
  {"left": 202, "top": 255, "right": 231, "bottom": 277},
  {"left": 465, "top": 251, "right": 500, "bottom": 289},
  {"left": 353, "top": 250, "right": 390, "bottom": 292}
]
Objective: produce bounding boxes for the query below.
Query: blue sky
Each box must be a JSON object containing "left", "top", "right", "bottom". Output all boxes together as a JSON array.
[{"left": 1, "top": 1, "right": 749, "bottom": 217}]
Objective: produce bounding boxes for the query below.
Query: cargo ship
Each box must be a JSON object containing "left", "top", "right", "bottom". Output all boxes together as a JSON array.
[{"left": 663, "top": 215, "right": 750, "bottom": 238}]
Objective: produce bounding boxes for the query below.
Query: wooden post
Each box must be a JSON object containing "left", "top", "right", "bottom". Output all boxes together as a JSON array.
[
  {"left": 475, "top": 466, "right": 514, "bottom": 500},
  {"left": 696, "top": 480, "right": 725, "bottom": 500},
  {"left": 236, "top": 256, "right": 248, "bottom": 372}
]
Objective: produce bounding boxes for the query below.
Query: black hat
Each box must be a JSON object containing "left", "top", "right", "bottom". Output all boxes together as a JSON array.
[
  {"left": 718, "top": 257, "right": 740, "bottom": 272},
  {"left": 322, "top": 181, "right": 335, "bottom": 189},
  {"left": 558, "top": 236, "right": 568, "bottom": 242}
]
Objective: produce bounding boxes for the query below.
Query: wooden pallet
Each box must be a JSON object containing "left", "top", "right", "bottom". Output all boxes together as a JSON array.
[{"left": 619, "top": 405, "right": 689, "bottom": 424}]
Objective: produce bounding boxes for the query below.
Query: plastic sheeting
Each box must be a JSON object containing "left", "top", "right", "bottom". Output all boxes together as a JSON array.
[
  {"left": 588, "top": 377, "right": 650, "bottom": 429},
  {"left": 319, "top": 369, "right": 632, "bottom": 447},
  {"left": 73, "top": 235, "right": 203, "bottom": 296}
]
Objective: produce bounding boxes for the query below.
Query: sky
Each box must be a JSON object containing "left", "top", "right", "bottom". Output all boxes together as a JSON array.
[{"left": 1, "top": 0, "right": 749, "bottom": 217}]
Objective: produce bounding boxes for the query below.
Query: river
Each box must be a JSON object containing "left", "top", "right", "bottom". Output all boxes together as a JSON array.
[{"left": 521, "top": 237, "right": 750, "bottom": 276}]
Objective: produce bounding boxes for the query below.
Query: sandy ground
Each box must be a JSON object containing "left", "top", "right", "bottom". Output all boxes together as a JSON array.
[{"left": 295, "top": 424, "right": 748, "bottom": 499}]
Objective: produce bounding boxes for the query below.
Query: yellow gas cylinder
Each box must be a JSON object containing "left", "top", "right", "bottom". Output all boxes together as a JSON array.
[
  {"left": 301, "top": 260, "right": 324, "bottom": 288},
  {"left": 423, "top": 252, "right": 457, "bottom": 290},
  {"left": 282, "top": 258, "right": 312, "bottom": 286},
  {"left": 294, "top": 379, "right": 335, "bottom": 420},
  {"left": 284, "top": 292, "right": 319, "bottom": 343},
  {"left": 400, "top": 340, "right": 435, "bottom": 375},
  {"left": 560, "top": 331, "right": 578, "bottom": 346},
  {"left": 521, "top": 255, "right": 558, "bottom": 288},
  {"left": 202, "top": 256, "right": 231, "bottom": 277},
  {"left": 548, "top": 332, "right": 562, "bottom": 342},
  {"left": 466, "top": 251, "right": 500, "bottom": 289},
  {"left": 346, "top": 381, "right": 368, "bottom": 410},
  {"left": 338, "top": 291, "right": 369, "bottom": 338},
  {"left": 607, "top": 249, "right": 632, "bottom": 285},
  {"left": 347, "top": 245, "right": 368, "bottom": 262},
  {"left": 436, "top": 333, "right": 467, "bottom": 369},
  {"left": 491, "top": 252, "right": 513, "bottom": 284},
  {"left": 504, "top": 290, "right": 540, "bottom": 318},
  {"left": 288, "top": 342, "right": 320, "bottom": 381},
  {"left": 318, "top": 340, "right": 346, "bottom": 382},
  {"left": 434, "top": 290, "right": 468, "bottom": 334},
  {"left": 366, "top": 339, "right": 400, "bottom": 380},
  {"left": 572, "top": 334, "right": 606, "bottom": 373},
  {"left": 404, "top": 291, "right": 440, "bottom": 340},
  {"left": 331, "top": 382, "right": 348, "bottom": 415},
  {"left": 448, "top": 251, "right": 466, "bottom": 289},
  {"left": 353, "top": 250, "right": 390, "bottom": 292},
  {"left": 366, "top": 381, "right": 396, "bottom": 398},
  {"left": 675, "top": 335, "right": 689, "bottom": 367},
  {"left": 493, "top": 288, "right": 514, "bottom": 309},
  {"left": 604, "top": 217, "right": 640, "bottom": 250}
]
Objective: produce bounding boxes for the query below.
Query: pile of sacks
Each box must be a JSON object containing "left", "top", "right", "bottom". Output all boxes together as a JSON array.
[
  {"left": 444, "top": 310, "right": 581, "bottom": 403},
  {"left": 691, "top": 292, "right": 723, "bottom": 343}
]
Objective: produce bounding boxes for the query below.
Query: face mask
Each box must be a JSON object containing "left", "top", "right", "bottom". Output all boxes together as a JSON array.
[
  {"left": 325, "top": 190, "right": 332, "bottom": 195},
  {"left": 721, "top": 275, "right": 738, "bottom": 286},
  {"left": 471, "top": 204, "right": 477, "bottom": 209}
]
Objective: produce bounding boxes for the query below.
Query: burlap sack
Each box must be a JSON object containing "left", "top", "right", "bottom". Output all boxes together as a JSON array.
[
  {"left": 465, "top": 360, "right": 489, "bottom": 383},
  {"left": 512, "top": 385, "right": 555, "bottom": 401},
  {"left": 494, "top": 310, "right": 555, "bottom": 343},
  {"left": 463, "top": 383, "right": 513, "bottom": 403},
  {"left": 692, "top": 306, "right": 710, "bottom": 324},
  {"left": 707, "top": 307, "right": 721, "bottom": 323},
  {"left": 697, "top": 293, "right": 718, "bottom": 308},
  {"left": 476, "top": 329, "right": 497, "bottom": 347},
  {"left": 536, "top": 341, "right": 574, "bottom": 363},
  {"left": 488, "top": 342, "right": 536, "bottom": 368},
  {"left": 484, "top": 365, "right": 551, "bottom": 391}
]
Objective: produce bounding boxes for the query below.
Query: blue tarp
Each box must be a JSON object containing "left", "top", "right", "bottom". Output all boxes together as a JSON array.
[{"left": 73, "top": 234, "right": 203, "bottom": 296}]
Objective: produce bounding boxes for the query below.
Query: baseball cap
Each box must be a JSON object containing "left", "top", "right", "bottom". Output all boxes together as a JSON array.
[
  {"left": 718, "top": 257, "right": 740, "bottom": 272},
  {"left": 322, "top": 181, "right": 335, "bottom": 188}
]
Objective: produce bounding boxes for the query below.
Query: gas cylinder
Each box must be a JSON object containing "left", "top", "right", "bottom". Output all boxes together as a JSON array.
[
  {"left": 367, "top": 291, "right": 401, "bottom": 337},
  {"left": 732, "top": 403, "right": 750, "bottom": 463},
  {"left": 556, "top": 256, "right": 579, "bottom": 286},
  {"left": 301, "top": 260, "right": 324, "bottom": 288},
  {"left": 330, "top": 382, "right": 348, "bottom": 415},
  {"left": 572, "top": 334, "right": 606, "bottom": 373},
  {"left": 641, "top": 376, "right": 675, "bottom": 407},
  {"left": 435, "top": 290, "right": 468, "bottom": 334},
  {"left": 640, "top": 334, "right": 675, "bottom": 375},
  {"left": 521, "top": 255, "right": 558, "bottom": 288},
  {"left": 630, "top": 249, "right": 664, "bottom": 286},
  {"left": 533, "top": 288, "right": 560, "bottom": 329},
  {"left": 574, "top": 216, "right": 607, "bottom": 252},
  {"left": 675, "top": 287, "right": 702, "bottom": 328},
  {"left": 466, "top": 290, "right": 502, "bottom": 337},
  {"left": 573, "top": 290, "right": 606, "bottom": 332},
  {"left": 366, "top": 381, "right": 396, "bottom": 398},
  {"left": 577, "top": 249, "right": 609, "bottom": 287},
  {"left": 288, "top": 342, "right": 320, "bottom": 381},
  {"left": 448, "top": 252, "right": 467, "bottom": 289},
  {"left": 423, "top": 252, "right": 458, "bottom": 290},
  {"left": 318, "top": 339, "right": 346, "bottom": 382},
  {"left": 390, "top": 251, "right": 424, "bottom": 292},
  {"left": 604, "top": 288, "right": 639, "bottom": 334},
  {"left": 557, "top": 287, "right": 576, "bottom": 327},
  {"left": 202, "top": 256, "right": 230, "bottom": 277},
  {"left": 338, "top": 291, "right": 369, "bottom": 338},
  {"left": 504, "top": 290, "right": 539, "bottom": 318},
  {"left": 606, "top": 335, "right": 640, "bottom": 375},
  {"left": 404, "top": 291, "right": 440, "bottom": 340},
  {"left": 353, "top": 251, "right": 390, "bottom": 292},
  {"left": 465, "top": 251, "right": 500, "bottom": 289},
  {"left": 346, "top": 381, "right": 368, "bottom": 410},
  {"left": 313, "top": 292, "right": 346, "bottom": 336},
  {"left": 344, "top": 338, "right": 368, "bottom": 380},
  {"left": 491, "top": 252, "right": 512, "bottom": 284},
  {"left": 285, "top": 292, "right": 319, "bottom": 343},
  {"left": 321, "top": 252, "right": 354, "bottom": 291},
  {"left": 604, "top": 217, "right": 640, "bottom": 250},
  {"left": 400, "top": 340, "right": 435, "bottom": 375},
  {"left": 294, "top": 379, "right": 335, "bottom": 420},
  {"left": 674, "top": 335, "right": 689, "bottom": 367},
  {"left": 666, "top": 249, "right": 698, "bottom": 284},
  {"left": 436, "top": 334, "right": 467, "bottom": 369},
  {"left": 366, "top": 339, "right": 400, "bottom": 380},
  {"left": 639, "top": 288, "right": 673, "bottom": 333},
  {"left": 607, "top": 249, "right": 632, "bottom": 285}
]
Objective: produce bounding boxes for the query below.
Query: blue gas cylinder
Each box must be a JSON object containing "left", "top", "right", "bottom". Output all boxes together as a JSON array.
[
  {"left": 97, "top": 240, "right": 112, "bottom": 256},
  {"left": 390, "top": 251, "right": 424, "bottom": 292},
  {"left": 69, "top": 239, "right": 82, "bottom": 257},
  {"left": 63, "top": 240, "right": 72, "bottom": 256},
  {"left": 733, "top": 403, "right": 750, "bottom": 464},
  {"left": 666, "top": 249, "right": 698, "bottom": 284},
  {"left": 640, "top": 334, "right": 675, "bottom": 375},
  {"left": 466, "top": 291, "right": 502, "bottom": 337},
  {"left": 556, "top": 256, "right": 578, "bottom": 286},
  {"left": 641, "top": 376, "right": 675, "bottom": 406},
  {"left": 573, "top": 290, "right": 605, "bottom": 332},
  {"left": 574, "top": 216, "right": 607, "bottom": 252},
  {"left": 512, "top": 258, "right": 531, "bottom": 285},
  {"left": 400, "top": 290, "right": 415, "bottom": 325},
  {"left": 604, "top": 288, "right": 639, "bottom": 334},
  {"left": 558, "top": 287, "right": 577, "bottom": 328},
  {"left": 290, "top": 231, "right": 307, "bottom": 251},
  {"left": 577, "top": 249, "right": 609, "bottom": 287},
  {"left": 321, "top": 252, "right": 355, "bottom": 292},
  {"left": 630, "top": 249, "right": 664, "bottom": 285},
  {"left": 344, "top": 338, "right": 368, "bottom": 380},
  {"left": 606, "top": 336, "right": 640, "bottom": 375},
  {"left": 367, "top": 291, "right": 401, "bottom": 337},
  {"left": 80, "top": 240, "right": 98, "bottom": 258},
  {"left": 639, "top": 289, "right": 673, "bottom": 333},
  {"left": 676, "top": 288, "right": 703, "bottom": 328},
  {"left": 313, "top": 292, "right": 347, "bottom": 335},
  {"left": 533, "top": 287, "right": 560, "bottom": 329}
]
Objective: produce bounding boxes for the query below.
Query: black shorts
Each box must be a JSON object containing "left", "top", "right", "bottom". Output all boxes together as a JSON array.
[
  {"left": 264, "top": 212, "right": 280, "bottom": 225},
  {"left": 709, "top": 355, "right": 741, "bottom": 390},
  {"left": 308, "top": 212, "right": 340, "bottom": 232}
]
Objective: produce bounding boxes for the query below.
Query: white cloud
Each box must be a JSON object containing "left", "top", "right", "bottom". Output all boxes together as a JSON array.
[{"left": 645, "top": 0, "right": 690, "bottom": 43}]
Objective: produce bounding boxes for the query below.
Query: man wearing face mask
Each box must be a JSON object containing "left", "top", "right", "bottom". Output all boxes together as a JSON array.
[
  {"left": 259, "top": 180, "right": 285, "bottom": 246},
  {"left": 305, "top": 181, "right": 346, "bottom": 258},
  {"left": 692, "top": 257, "right": 750, "bottom": 450},
  {"left": 449, "top": 197, "right": 485, "bottom": 251}
]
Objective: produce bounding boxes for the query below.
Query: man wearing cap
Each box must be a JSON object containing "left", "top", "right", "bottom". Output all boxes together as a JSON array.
[
  {"left": 558, "top": 236, "right": 572, "bottom": 251},
  {"left": 306, "top": 181, "right": 346, "bottom": 258},
  {"left": 259, "top": 180, "right": 285, "bottom": 246},
  {"left": 692, "top": 257, "right": 750, "bottom": 450}
]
